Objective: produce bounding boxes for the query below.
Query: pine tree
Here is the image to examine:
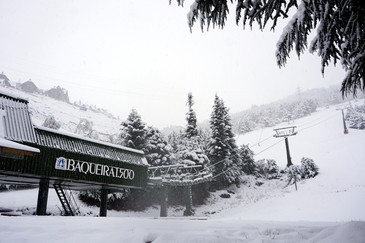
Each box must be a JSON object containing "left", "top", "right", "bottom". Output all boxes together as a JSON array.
[
  {"left": 168, "top": 93, "right": 210, "bottom": 166},
  {"left": 208, "top": 95, "right": 241, "bottom": 187},
  {"left": 167, "top": 131, "right": 180, "bottom": 153},
  {"left": 120, "top": 109, "right": 147, "bottom": 150},
  {"left": 144, "top": 126, "right": 174, "bottom": 166},
  {"left": 185, "top": 92, "right": 198, "bottom": 138},
  {"left": 176, "top": 136, "right": 210, "bottom": 166},
  {"left": 174, "top": 0, "right": 365, "bottom": 96},
  {"left": 209, "top": 95, "right": 227, "bottom": 164},
  {"left": 238, "top": 144, "right": 257, "bottom": 175}
]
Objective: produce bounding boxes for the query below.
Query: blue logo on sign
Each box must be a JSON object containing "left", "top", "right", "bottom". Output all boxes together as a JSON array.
[{"left": 55, "top": 157, "right": 67, "bottom": 170}]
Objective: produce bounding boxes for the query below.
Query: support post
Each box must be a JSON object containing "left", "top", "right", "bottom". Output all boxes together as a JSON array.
[
  {"left": 160, "top": 185, "right": 168, "bottom": 217},
  {"left": 284, "top": 137, "right": 293, "bottom": 167},
  {"left": 99, "top": 188, "right": 109, "bottom": 217},
  {"left": 183, "top": 185, "right": 194, "bottom": 216},
  {"left": 36, "top": 178, "right": 50, "bottom": 215},
  {"left": 341, "top": 109, "right": 349, "bottom": 134},
  {"left": 273, "top": 126, "right": 297, "bottom": 168}
]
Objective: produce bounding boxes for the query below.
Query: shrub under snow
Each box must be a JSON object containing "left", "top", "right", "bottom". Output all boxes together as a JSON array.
[
  {"left": 300, "top": 157, "right": 319, "bottom": 179},
  {"left": 42, "top": 115, "right": 61, "bottom": 130},
  {"left": 346, "top": 104, "right": 365, "bottom": 130},
  {"left": 256, "top": 159, "right": 280, "bottom": 179}
]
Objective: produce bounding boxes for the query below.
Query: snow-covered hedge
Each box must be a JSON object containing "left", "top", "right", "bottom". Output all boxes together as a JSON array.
[
  {"left": 346, "top": 104, "right": 365, "bottom": 130},
  {"left": 300, "top": 157, "right": 319, "bottom": 179},
  {"left": 256, "top": 159, "right": 280, "bottom": 179}
]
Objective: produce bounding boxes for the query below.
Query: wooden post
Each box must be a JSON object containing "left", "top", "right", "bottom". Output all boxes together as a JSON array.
[
  {"left": 183, "top": 185, "right": 194, "bottom": 216},
  {"left": 99, "top": 188, "right": 109, "bottom": 217},
  {"left": 36, "top": 178, "right": 49, "bottom": 215},
  {"left": 160, "top": 186, "right": 168, "bottom": 217}
]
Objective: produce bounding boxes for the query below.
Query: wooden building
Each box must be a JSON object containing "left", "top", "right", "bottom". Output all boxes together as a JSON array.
[{"left": 0, "top": 91, "right": 148, "bottom": 216}]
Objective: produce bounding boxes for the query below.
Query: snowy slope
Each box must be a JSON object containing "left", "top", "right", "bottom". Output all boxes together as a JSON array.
[
  {"left": 0, "top": 88, "right": 364, "bottom": 242},
  {"left": 0, "top": 86, "right": 121, "bottom": 141},
  {"left": 233, "top": 101, "right": 365, "bottom": 221}
]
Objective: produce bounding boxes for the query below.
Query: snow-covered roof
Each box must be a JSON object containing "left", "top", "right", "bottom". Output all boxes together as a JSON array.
[
  {"left": 35, "top": 125, "right": 146, "bottom": 156},
  {"left": 0, "top": 89, "right": 29, "bottom": 103},
  {"left": 35, "top": 125, "right": 144, "bottom": 155},
  {"left": 0, "top": 137, "right": 40, "bottom": 153}
]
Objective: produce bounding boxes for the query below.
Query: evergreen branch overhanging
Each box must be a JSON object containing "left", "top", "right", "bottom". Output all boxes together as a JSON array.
[{"left": 174, "top": 0, "right": 365, "bottom": 96}]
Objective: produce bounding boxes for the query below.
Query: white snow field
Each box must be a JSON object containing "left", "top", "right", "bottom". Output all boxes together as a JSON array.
[{"left": 0, "top": 85, "right": 364, "bottom": 242}]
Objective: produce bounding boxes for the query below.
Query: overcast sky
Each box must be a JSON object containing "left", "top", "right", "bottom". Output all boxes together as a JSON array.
[{"left": 0, "top": 0, "right": 346, "bottom": 129}]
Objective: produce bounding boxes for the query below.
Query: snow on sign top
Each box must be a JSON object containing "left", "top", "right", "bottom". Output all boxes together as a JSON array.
[
  {"left": 273, "top": 126, "right": 298, "bottom": 137},
  {"left": 0, "top": 137, "right": 40, "bottom": 153}
]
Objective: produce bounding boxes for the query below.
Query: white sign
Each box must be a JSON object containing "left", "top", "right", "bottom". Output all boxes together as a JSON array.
[
  {"left": 277, "top": 129, "right": 294, "bottom": 136},
  {"left": 55, "top": 157, "right": 135, "bottom": 180},
  {"left": 274, "top": 126, "right": 297, "bottom": 137}
]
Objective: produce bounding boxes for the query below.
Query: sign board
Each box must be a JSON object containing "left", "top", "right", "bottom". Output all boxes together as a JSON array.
[
  {"left": 0, "top": 142, "right": 148, "bottom": 190},
  {"left": 55, "top": 157, "right": 135, "bottom": 180},
  {"left": 273, "top": 126, "right": 297, "bottom": 137}
]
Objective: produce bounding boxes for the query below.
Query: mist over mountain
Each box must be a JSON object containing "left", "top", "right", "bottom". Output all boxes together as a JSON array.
[
  {"left": 229, "top": 86, "right": 363, "bottom": 135},
  {"left": 1, "top": 71, "right": 363, "bottom": 141}
]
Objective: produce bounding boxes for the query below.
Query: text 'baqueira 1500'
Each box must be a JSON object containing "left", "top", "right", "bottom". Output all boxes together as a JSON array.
[{"left": 55, "top": 157, "right": 135, "bottom": 180}]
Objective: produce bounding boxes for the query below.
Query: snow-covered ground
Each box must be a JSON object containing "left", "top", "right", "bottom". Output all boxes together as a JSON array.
[
  {"left": 234, "top": 101, "right": 365, "bottom": 222},
  {"left": 0, "top": 86, "right": 364, "bottom": 242}
]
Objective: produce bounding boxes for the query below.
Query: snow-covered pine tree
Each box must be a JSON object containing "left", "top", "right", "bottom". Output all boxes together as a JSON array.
[
  {"left": 175, "top": 136, "right": 210, "bottom": 166},
  {"left": 208, "top": 95, "right": 241, "bottom": 188},
  {"left": 172, "top": 93, "right": 211, "bottom": 166},
  {"left": 167, "top": 131, "right": 180, "bottom": 153},
  {"left": 286, "top": 164, "right": 301, "bottom": 190},
  {"left": 175, "top": 0, "right": 365, "bottom": 96},
  {"left": 144, "top": 126, "right": 174, "bottom": 166},
  {"left": 120, "top": 109, "right": 147, "bottom": 150},
  {"left": 263, "top": 159, "right": 280, "bottom": 179},
  {"left": 198, "top": 128, "right": 211, "bottom": 153},
  {"left": 238, "top": 144, "right": 257, "bottom": 175},
  {"left": 185, "top": 92, "right": 198, "bottom": 139}
]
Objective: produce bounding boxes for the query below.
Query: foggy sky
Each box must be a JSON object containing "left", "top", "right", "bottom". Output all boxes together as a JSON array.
[{"left": 0, "top": 0, "right": 346, "bottom": 128}]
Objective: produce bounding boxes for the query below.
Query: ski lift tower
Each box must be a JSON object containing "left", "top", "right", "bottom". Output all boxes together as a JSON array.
[{"left": 273, "top": 126, "right": 298, "bottom": 167}]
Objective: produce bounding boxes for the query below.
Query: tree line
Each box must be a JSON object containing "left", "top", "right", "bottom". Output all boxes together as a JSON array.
[{"left": 120, "top": 93, "right": 245, "bottom": 188}]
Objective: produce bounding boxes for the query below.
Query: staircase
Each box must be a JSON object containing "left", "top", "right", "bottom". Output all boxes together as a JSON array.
[{"left": 53, "top": 184, "right": 80, "bottom": 216}]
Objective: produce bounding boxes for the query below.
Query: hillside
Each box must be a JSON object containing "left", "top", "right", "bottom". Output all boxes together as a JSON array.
[
  {"left": 0, "top": 98, "right": 364, "bottom": 242},
  {"left": 230, "top": 86, "right": 365, "bottom": 134},
  {"left": 0, "top": 86, "right": 121, "bottom": 142}
]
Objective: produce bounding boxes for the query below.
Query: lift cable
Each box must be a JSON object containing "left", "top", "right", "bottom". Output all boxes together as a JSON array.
[
  {"left": 297, "top": 113, "right": 337, "bottom": 133},
  {"left": 254, "top": 138, "right": 285, "bottom": 157},
  {"left": 208, "top": 111, "right": 340, "bottom": 179},
  {"left": 249, "top": 135, "right": 273, "bottom": 149}
]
